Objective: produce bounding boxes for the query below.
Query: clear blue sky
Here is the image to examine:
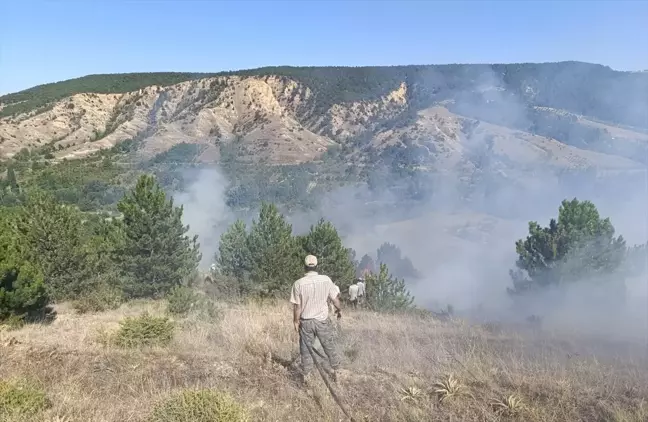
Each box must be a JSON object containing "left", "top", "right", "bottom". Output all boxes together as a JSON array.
[{"left": 1, "top": 0, "right": 647, "bottom": 95}]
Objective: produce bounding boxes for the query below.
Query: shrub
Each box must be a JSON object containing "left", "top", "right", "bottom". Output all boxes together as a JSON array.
[
  {"left": 0, "top": 261, "right": 49, "bottom": 323},
  {"left": 0, "top": 378, "right": 50, "bottom": 419},
  {"left": 166, "top": 285, "right": 199, "bottom": 316},
  {"left": 112, "top": 312, "right": 174, "bottom": 348},
  {"left": 2, "top": 314, "right": 26, "bottom": 331},
  {"left": 149, "top": 389, "right": 249, "bottom": 422},
  {"left": 194, "top": 297, "right": 222, "bottom": 321},
  {"left": 203, "top": 273, "right": 245, "bottom": 303},
  {"left": 72, "top": 283, "right": 124, "bottom": 314}
]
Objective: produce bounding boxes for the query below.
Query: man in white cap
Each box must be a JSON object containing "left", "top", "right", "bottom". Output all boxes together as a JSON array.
[{"left": 290, "top": 254, "right": 343, "bottom": 383}]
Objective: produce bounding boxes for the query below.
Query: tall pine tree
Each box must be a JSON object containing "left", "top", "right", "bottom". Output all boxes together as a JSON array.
[
  {"left": 376, "top": 242, "right": 420, "bottom": 280},
  {"left": 298, "top": 218, "right": 355, "bottom": 291},
  {"left": 15, "top": 192, "right": 92, "bottom": 301},
  {"left": 357, "top": 254, "right": 375, "bottom": 277},
  {"left": 246, "top": 202, "right": 302, "bottom": 296},
  {"left": 114, "top": 175, "right": 201, "bottom": 298},
  {"left": 365, "top": 263, "right": 415, "bottom": 312},
  {"left": 216, "top": 219, "right": 251, "bottom": 281}
]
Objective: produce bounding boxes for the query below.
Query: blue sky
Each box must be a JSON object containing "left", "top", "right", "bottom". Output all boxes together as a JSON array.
[{"left": 1, "top": 0, "right": 646, "bottom": 95}]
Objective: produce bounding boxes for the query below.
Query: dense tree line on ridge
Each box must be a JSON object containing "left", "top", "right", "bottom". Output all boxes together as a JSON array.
[{"left": 3, "top": 62, "right": 646, "bottom": 129}]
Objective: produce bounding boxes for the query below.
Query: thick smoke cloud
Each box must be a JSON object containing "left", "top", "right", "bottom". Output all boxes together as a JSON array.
[
  {"left": 173, "top": 167, "right": 235, "bottom": 269},
  {"left": 174, "top": 64, "right": 648, "bottom": 345}
]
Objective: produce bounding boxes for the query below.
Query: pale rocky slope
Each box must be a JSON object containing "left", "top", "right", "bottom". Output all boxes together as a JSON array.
[{"left": 1, "top": 74, "right": 646, "bottom": 171}]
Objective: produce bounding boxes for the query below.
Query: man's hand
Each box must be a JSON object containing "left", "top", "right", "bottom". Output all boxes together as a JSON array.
[
  {"left": 335, "top": 309, "right": 342, "bottom": 320},
  {"left": 294, "top": 320, "right": 300, "bottom": 332}
]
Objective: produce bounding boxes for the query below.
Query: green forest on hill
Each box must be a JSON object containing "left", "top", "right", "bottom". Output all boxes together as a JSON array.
[
  {"left": 3, "top": 62, "right": 647, "bottom": 129},
  {"left": 1, "top": 61, "right": 647, "bottom": 229}
]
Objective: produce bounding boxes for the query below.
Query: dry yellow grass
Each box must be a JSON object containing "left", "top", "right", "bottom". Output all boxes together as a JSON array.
[{"left": 1, "top": 299, "right": 647, "bottom": 421}]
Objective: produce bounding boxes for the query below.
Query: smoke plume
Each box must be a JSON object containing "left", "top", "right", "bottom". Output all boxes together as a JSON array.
[
  {"left": 173, "top": 166, "right": 235, "bottom": 269},
  {"left": 174, "top": 64, "right": 648, "bottom": 345}
]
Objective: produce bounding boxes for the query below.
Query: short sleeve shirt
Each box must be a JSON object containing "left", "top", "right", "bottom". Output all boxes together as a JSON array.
[
  {"left": 348, "top": 284, "right": 359, "bottom": 301},
  {"left": 290, "top": 271, "right": 338, "bottom": 321},
  {"left": 357, "top": 281, "right": 366, "bottom": 296}
]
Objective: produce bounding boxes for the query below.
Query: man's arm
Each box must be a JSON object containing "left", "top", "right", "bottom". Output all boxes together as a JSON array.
[
  {"left": 329, "top": 281, "right": 342, "bottom": 317},
  {"left": 331, "top": 295, "right": 342, "bottom": 311},
  {"left": 290, "top": 283, "right": 301, "bottom": 332},
  {"left": 293, "top": 303, "right": 301, "bottom": 332}
]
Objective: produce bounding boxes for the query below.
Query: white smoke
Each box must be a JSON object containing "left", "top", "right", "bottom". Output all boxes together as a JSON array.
[
  {"left": 174, "top": 64, "right": 648, "bottom": 345},
  {"left": 173, "top": 167, "right": 235, "bottom": 269}
]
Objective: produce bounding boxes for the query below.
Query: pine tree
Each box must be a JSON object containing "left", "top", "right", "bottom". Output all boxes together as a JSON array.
[
  {"left": 216, "top": 219, "right": 251, "bottom": 281},
  {"left": 347, "top": 247, "right": 358, "bottom": 272},
  {"left": 82, "top": 215, "right": 126, "bottom": 287},
  {"left": 376, "top": 242, "right": 420, "bottom": 280},
  {"left": 625, "top": 242, "right": 647, "bottom": 277},
  {"left": 0, "top": 257, "right": 48, "bottom": 322},
  {"left": 298, "top": 218, "right": 355, "bottom": 290},
  {"left": 14, "top": 192, "right": 92, "bottom": 301},
  {"left": 246, "top": 202, "right": 302, "bottom": 296},
  {"left": 0, "top": 209, "right": 48, "bottom": 321},
  {"left": 510, "top": 198, "right": 626, "bottom": 295},
  {"left": 358, "top": 254, "right": 375, "bottom": 277},
  {"left": 365, "top": 263, "right": 415, "bottom": 312},
  {"left": 114, "top": 175, "right": 201, "bottom": 298}
]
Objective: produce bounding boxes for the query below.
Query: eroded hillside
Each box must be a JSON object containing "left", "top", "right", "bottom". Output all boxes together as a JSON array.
[{"left": 1, "top": 63, "right": 647, "bottom": 173}]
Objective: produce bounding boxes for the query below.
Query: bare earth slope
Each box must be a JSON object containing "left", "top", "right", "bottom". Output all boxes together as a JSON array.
[{"left": 1, "top": 63, "right": 647, "bottom": 171}]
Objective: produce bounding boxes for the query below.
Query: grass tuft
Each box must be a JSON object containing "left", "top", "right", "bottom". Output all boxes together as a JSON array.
[
  {"left": 0, "top": 378, "right": 50, "bottom": 419},
  {"left": 433, "top": 374, "right": 464, "bottom": 403},
  {"left": 106, "top": 312, "right": 174, "bottom": 348},
  {"left": 491, "top": 394, "right": 525, "bottom": 415},
  {"left": 148, "top": 389, "right": 249, "bottom": 422}
]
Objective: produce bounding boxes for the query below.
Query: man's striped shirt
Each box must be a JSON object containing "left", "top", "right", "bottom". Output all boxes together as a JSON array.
[{"left": 290, "top": 271, "right": 338, "bottom": 321}]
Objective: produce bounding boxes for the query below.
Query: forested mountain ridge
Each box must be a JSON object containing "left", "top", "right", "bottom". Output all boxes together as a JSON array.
[
  {"left": 1, "top": 62, "right": 647, "bottom": 212},
  {"left": 1, "top": 61, "right": 646, "bottom": 165}
]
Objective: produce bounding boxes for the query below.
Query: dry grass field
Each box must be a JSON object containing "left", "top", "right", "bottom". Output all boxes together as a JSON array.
[{"left": 1, "top": 298, "right": 647, "bottom": 422}]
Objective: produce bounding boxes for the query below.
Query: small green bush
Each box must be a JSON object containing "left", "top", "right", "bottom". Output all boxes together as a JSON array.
[
  {"left": 202, "top": 274, "right": 244, "bottom": 302},
  {"left": 149, "top": 389, "right": 249, "bottom": 422},
  {"left": 1, "top": 314, "right": 26, "bottom": 331},
  {"left": 0, "top": 261, "right": 49, "bottom": 323},
  {"left": 196, "top": 297, "right": 222, "bottom": 321},
  {"left": 0, "top": 378, "right": 50, "bottom": 418},
  {"left": 166, "top": 285, "right": 199, "bottom": 316},
  {"left": 113, "top": 312, "right": 174, "bottom": 348},
  {"left": 72, "top": 283, "right": 124, "bottom": 314}
]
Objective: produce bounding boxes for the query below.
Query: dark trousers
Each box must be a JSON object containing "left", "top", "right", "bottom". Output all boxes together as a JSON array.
[{"left": 299, "top": 318, "right": 341, "bottom": 374}]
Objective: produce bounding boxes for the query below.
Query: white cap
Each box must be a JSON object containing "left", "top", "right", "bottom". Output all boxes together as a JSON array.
[{"left": 305, "top": 255, "right": 318, "bottom": 267}]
